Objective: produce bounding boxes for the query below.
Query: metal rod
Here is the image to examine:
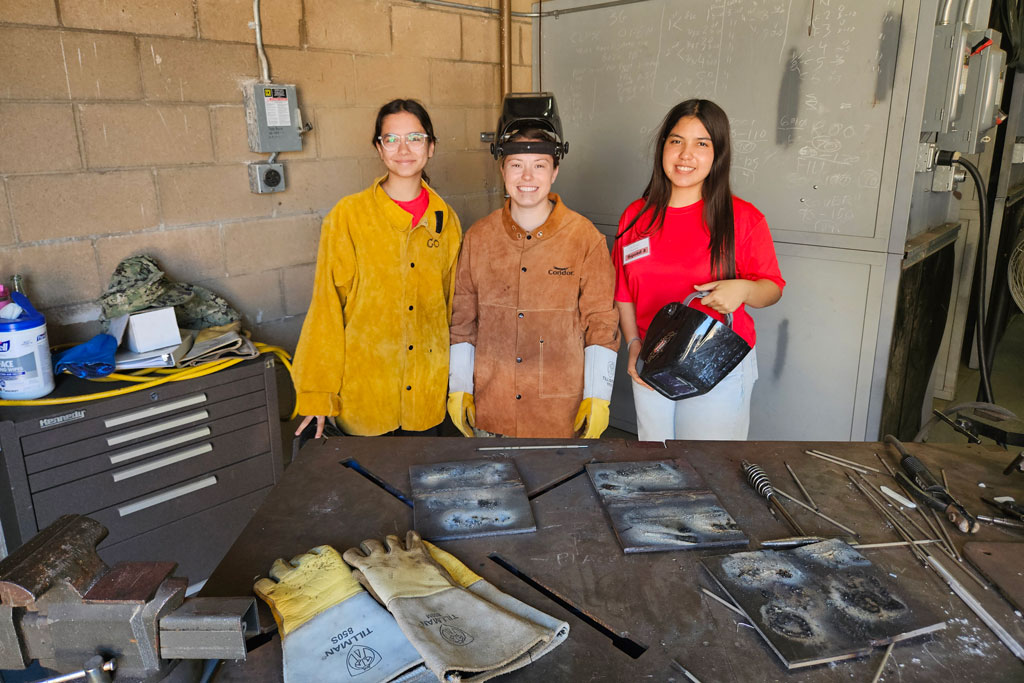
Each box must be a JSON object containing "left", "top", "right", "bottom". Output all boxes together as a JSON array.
[
  {"left": 785, "top": 461, "right": 818, "bottom": 510},
  {"left": 670, "top": 659, "right": 703, "bottom": 683},
  {"left": 941, "top": 467, "right": 951, "bottom": 492},
  {"left": 874, "top": 452, "right": 897, "bottom": 476},
  {"left": 771, "top": 497, "right": 806, "bottom": 536},
  {"left": 932, "top": 507, "right": 962, "bottom": 562},
  {"left": 978, "top": 515, "right": 1024, "bottom": 529},
  {"left": 411, "top": 0, "right": 655, "bottom": 19},
  {"left": 804, "top": 450, "right": 871, "bottom": 474},
  {"left": 807, "top": 449, "right": 881, "bottom": 473},
  {"left": 870, "top": 642, "right": 894, "bottom": 683},
  {"left": 853, "top": 539, "right": 942, "bottom": 549},
  {"left": 700, "top": 588, "right": 746, "bottom": 617},
  {"left": 774, "top": 487, "right": 859, "bottom": 536},
  {"left": 475, "top": 444, "right": 589, "bottom": 451}
]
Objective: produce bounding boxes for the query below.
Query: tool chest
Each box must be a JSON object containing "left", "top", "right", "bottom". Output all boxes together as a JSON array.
[{"left": 0, "top": 357, "right": 283, "bottom": 584}]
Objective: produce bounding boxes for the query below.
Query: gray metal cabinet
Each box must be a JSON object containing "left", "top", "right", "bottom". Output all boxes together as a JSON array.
[{"left": 0, "top": 358, "right": 284, "bottom": 585}]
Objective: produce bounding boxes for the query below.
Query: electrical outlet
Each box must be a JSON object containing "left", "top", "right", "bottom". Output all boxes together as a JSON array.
[{"left": 248, "top": 162, "right": 285, "bottom": 193}]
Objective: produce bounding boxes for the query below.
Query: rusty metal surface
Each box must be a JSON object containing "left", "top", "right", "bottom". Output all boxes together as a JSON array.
[
  {"left": 964, "top": 541, "right": 1024, "bottom": 612},
  {"left": 0, "top": 515, "right": 107, "bottom": 607},
  {"left": 82, "top": 561, "right": 175, "bottom": 603},
  {"left": 204, "top": 438, "right": 1024, "bottom": 682}
]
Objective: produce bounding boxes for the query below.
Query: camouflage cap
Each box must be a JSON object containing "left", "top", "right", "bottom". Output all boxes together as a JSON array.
[
  {"left": 175, "top": 285, "right": 241, "bottom": 329},
  {"left": 99, "top": 255, "right": 194, "bottom": 320}
]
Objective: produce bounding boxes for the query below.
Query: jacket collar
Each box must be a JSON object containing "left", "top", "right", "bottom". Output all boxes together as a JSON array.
[
  {"left": 372, "top": 175, "right": 448, "bottom": 232},
  {"left": 502, "top": 193, "right": 566, "bottom": 242}
]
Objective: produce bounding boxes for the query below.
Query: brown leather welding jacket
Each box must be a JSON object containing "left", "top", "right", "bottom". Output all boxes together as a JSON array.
[{"left": 451, "top": 194, "right": 620, "bottom": 437}]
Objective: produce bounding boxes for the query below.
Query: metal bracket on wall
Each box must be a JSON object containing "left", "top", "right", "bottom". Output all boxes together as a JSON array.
[{"left": 904, "top": 222, "right": 961, "bottom": 269}]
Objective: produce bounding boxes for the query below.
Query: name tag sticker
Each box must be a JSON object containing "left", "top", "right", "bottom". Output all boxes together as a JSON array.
[{"left": 623, "top": 237, "right": 651, "bottom": 265}]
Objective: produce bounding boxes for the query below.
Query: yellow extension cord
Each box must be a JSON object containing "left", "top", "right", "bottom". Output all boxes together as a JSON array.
[{"left": 0, "top": 343, "right": 299, "bottom": 420}]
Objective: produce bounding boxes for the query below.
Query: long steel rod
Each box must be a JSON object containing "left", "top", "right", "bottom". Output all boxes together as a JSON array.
[
  {"left": 853, "top": 539, "right": 942, "bottom": 549},
  {"left": 700, "top": 588, "right": 746, "bottom": 617},
  {"left": 870, "top": 642, "right": 895, "bottom": 683},
  {"left": 804, "top": 450, "right": 871, "bottom": 474},
  {"left": 774, "top": 487, "right": 859, "bottom": 536},
  {"left": 807, "top": 449, "right": 881, "bottom": 473},
  {"left": 476, "top": 444, "right": 589, "bottom": 451},
  {"left": 784, "top": 461, "right": 818, "bottom": 509}
]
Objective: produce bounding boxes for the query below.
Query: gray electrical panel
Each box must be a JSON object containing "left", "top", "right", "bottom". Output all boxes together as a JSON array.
[{"left": 243, "top": 83, "right": 302, "bottom": 153}]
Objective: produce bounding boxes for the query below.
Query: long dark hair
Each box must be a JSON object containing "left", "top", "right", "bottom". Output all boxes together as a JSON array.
[
  {"left": 619, "top": 99, "right": 736, "bottom": 280},
  {"left": 372, "top": 99, "right": 437, "bottom": 184}
]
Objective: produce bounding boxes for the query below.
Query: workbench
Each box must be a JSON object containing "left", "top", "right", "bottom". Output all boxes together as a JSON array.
[{"left": 201, "top": 438, "right": 1024, "bottom": 681}]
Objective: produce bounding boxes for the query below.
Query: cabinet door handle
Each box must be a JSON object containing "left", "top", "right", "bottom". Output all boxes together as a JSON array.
[
  {"left": 112, "top": 443, "right": 213, "bottom": 482},
  {"left": 106, "top": 410, "right": 210, "bottom": 447},
  {"left": 118, "top": 476, "right": 218, "bottom": 517},
  {"left": 104, "top": 393, "right": 208, "bottom": 428},
  {"left": 109, "top": 427, "right": 211, "bottom": 465}
]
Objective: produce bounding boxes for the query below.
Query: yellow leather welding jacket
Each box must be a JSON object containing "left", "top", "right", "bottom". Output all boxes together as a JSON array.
[{"left": 292, "top": 177, "right": 462, "bottom": 435}]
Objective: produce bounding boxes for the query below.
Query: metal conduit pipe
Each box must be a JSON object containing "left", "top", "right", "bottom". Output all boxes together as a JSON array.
[
  {"left": 411, "top": 0, "right": 655, "bottom": 19},
  {"left": 253, "top": 0, "right": 270, "bottom": 82},
  {"left": 501, "top": 0, "right": 512, "bottom": 98}
]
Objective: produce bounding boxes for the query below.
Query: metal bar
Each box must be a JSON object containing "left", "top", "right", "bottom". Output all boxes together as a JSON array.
[
  {"left": 804, "top": 450, "right": 872, "bottom": 474},
  {"left": 476, "top": 444, "right": 589, "bottom": 451},
  {"left": 699, "top": 588, "right": 746, "bottom": 617},
  {"left": 670, "top": 659, "right": 703, "bottom": 683},
  {"left": 807, "top": 449, "right": 882, "bottom": 473},
  {"left": 978, "top": 515, "right": 1024, "bottom": 529},
  {"left": 773, "top": 487, "right": 859, "bottom": 536},
  {"left": 853, "top": 540, "right": 942, "bottom": 549},
  {"left": 784, "top": 461, "right": 818, "bottom": 510},
  {"left": 870, "top": 642, "right": 894, "bottom": 683},
  {"left": 770, "top": 497, "right": 806, "bottom": 536},
  {"left": 875, "top": 452, "right": 897, "bottom": 476}
]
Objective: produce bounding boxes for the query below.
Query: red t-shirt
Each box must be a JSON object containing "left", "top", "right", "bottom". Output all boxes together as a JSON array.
[
  {"left": 613, "top": 196, "right": 785, "bottom": 347},
  {"left": 394, "top": 187, "right": 429, "bottom": 226}
]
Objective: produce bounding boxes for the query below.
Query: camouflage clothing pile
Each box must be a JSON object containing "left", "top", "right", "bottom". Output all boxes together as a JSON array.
[{"left": 99, "top": 255, "right": 241, "bottom": 330}]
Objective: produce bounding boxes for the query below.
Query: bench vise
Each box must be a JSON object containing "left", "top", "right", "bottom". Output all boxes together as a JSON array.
[{"left": 0, "top": 515, "right": 257, "bottom": 682}]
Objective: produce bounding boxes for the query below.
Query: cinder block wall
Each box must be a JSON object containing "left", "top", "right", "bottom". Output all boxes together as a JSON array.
[{"left": 0, "top": 0, "right": 533, "bottom": 350}]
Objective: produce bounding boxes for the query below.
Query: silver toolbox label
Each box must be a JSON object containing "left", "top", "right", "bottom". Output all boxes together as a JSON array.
[{"left": 39, "top": 409, "right": 86, "bottom": 429}]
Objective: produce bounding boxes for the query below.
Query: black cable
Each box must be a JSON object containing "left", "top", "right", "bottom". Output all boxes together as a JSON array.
[{"left": 955, "top": 157, "right": 995, "bottom": 404}]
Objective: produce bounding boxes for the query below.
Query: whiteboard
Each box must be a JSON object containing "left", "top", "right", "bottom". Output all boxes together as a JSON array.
[{"left": 539, "top": 0, "right": 903, "bottom": 240}]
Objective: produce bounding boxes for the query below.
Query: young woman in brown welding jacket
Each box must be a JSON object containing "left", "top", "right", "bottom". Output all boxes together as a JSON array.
[{"left": 447, "top": 130, "right": 620, "bottom": 438}]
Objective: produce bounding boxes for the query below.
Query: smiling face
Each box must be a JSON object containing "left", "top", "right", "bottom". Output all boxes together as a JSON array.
[
  {"left": 375, "top": 111, "right": 434, "bottom": 180},
  {"left": 661, "top": 115, "right": 714, "bottom": 206},
  {"left": 501, "top": 149, "right": 559, "bottom": 211}
]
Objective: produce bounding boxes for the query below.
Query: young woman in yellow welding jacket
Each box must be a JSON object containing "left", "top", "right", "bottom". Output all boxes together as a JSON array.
[{"left": 291, "top": 100, "right": 461, "bottom": 437}]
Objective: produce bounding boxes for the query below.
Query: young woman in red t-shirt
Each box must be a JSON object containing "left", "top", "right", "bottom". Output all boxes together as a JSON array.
[{"left": 614, "top": 99, "right": 786, "bottom": 441}]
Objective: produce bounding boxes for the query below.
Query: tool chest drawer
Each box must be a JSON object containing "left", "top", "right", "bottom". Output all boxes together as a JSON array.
[{"left": 0, "top": 358, "right": 284, "bottom": 583}]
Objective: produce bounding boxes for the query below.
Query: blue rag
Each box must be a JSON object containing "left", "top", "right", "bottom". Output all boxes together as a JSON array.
[{"left": 53, "top": 334, "right": 117, "bottom": 379}]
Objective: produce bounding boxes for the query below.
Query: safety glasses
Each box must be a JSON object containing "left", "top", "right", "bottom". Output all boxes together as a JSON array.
[{"left": 378, "top": 132, "right": 430, "bottom": 150}]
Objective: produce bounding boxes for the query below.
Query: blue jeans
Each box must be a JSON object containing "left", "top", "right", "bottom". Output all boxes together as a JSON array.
[{"left": 631, "top": 348, "right": 758, "bottom": 442}]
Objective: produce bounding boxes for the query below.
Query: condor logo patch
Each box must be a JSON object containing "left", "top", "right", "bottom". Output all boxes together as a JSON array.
[{"left": 548, "top": 266, "right": 574, "bottom": 276}]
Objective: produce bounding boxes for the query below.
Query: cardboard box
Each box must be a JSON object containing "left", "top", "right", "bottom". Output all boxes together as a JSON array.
[{"left": 111, "top": 307, "right": 182, "bottom": 353}]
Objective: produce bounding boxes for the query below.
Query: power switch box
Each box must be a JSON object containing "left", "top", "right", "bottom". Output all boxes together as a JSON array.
[
  {"left": 244, "top": 83, "right": 302, "bottom": 153},
  {"left": 248, "top": 162, "right": 285, "bottom": 194}
]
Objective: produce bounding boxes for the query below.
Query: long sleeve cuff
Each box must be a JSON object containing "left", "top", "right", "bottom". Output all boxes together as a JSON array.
[
  {"left": 295, "top": 391, "right": 342, "bottom": 418},
  {"left": 583, "top": 345, "right": 616, "bottom": 402},
  {"left": 448, "top": 342, "right": 475, "bottom": 394}
]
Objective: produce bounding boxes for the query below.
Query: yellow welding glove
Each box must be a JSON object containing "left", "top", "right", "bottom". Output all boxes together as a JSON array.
[
  {"left": 574, "top": 397, "right": 610, "bottom": 439},
  {"left": 253, "top": 545, "right": 424, "bottom": 682},
  {"left": 344, "top": 531, "right": 555, "bottom": 682},
  {"left": 447, "top": 392, "right": 476, "bottom": 437}
]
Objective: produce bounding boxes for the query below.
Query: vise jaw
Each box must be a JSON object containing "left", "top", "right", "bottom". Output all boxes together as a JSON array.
[{"left": 0, "top": 515, "right": 256, "bottom": 681}]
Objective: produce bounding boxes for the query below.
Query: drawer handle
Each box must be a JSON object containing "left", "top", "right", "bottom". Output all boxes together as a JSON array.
[
  {"left": 104, "top": 393, "right": 209, "bottom": 428},
  {"left": 106, "top": 410, "right": 210, "bottom": 447},
  {"left": 109, "top": 427, "right": 211, "bottom": 465},
  {"left": 112, "top": 443, "right": 213, "bottom": 482},
  {"left": 118, "top": 476, "right": 218, "bottom": 517}
]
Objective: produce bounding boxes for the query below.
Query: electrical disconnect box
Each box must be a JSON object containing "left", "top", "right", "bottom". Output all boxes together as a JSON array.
[{"left": 244, "top": 83, "right": 302, "bottom": 153}]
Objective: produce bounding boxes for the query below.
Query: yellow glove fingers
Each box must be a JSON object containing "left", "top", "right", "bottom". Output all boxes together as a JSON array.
[
  {"left": 253, "top": 545, "right": 362, "bottom": 636},
  {"left": 448, "top": 392, "right": 476, "bottom": 437},
  {"left": 423, "top": 541, "right": 482, "bottom": 588}
]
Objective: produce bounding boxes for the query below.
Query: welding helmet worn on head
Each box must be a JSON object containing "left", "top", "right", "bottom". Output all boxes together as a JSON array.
[
  {"left": 636, "top": 292, "right": 752, "bottom": 400},
  {"left": 490, "top": 92, "right": 569, "bottom": 159}
]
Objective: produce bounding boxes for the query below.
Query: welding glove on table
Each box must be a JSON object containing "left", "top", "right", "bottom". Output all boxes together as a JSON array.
[
  {"left": 344, "top": 531, "right": 568, "bottom": 682},
  {"left": 253, "top": 545, "right": 426, "bottom": 683}
]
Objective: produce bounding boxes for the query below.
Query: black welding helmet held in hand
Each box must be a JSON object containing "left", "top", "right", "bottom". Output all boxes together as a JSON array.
[
  {"left": 491, "top": 92, "right": 569, "bottom": 159},
  {"left": 636, "top": 291, "right": 752, "bottom": 400}
]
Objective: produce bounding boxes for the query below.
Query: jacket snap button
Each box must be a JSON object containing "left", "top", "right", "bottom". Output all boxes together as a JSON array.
[
  {"left": 406, "top": 386, "right": 412, "bottom": 390},
  {"left": 526, "top": 235, "right": 532, "bottom": 240},
  {"left": 515, "top": 394, "right": 522, "bottom": 400},
  {"left": 518, "top": 312, "right": 524, "bottom": 318},
  {"left": 521, "top": 267, "right": 527, "bottom": 272},
  {"left": 516, "top": 357, "right": 522, "bottom": 363}
]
